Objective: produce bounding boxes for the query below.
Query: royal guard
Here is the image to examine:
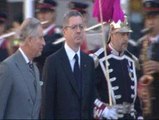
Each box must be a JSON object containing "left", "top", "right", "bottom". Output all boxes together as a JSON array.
[
  {"left": 93, "top": 20, "right": 143, "bottom": 119},
  {"left": 35, "top": 0, "right": 63, "bottom": 75},
  {"left": 138, "top": 0, "right": 159, "bottom": 119}
]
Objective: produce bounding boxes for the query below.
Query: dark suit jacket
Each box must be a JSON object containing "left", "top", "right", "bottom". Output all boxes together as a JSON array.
[
  {"left": 42, "top": 46, "right": 96, "bottom": 119},
  {"left": 0, "top": 50, "right": 41, "bottom": 119}
]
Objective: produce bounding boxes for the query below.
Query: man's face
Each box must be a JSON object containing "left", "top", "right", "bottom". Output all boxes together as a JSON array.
[
  {"left": 29, "top": 26, "right": 45, "bottom": 57},
  {"left": 36, "top": 10, "right": 55, "bottom": 28},
  {"left": 145, "top": 14, "right": 159, "bottom": 36},
  {"left": 63, "top": 16, "right": 85, "bottom": 48},
  {"left": 111, "top": 32, "right": 129, "bottom": 52}
]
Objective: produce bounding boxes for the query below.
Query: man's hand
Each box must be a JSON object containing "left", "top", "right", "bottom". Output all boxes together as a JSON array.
[
  {"left": 138, "top": 75, "right": 153, "bottom": 100},
  {"left": 139, "top": 74, "right": 154, "bottom": 86},
  {"left": 102, "top": 106, "right": 118, "bottom": 119},
  {"left": 143, "top": 60, "right": 159, "bottom": 75},
  {"left": 94, "top": 99, "right": 118, "bottom": 119}
]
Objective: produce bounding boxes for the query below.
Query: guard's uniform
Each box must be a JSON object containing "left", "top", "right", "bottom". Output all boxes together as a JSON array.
[
  {"left": 139, "top": 35, "right": 159, "bottom": 119},
  {"left": 148, "top": 36, "right": 159, "bottom": 119},
  {"left": 35, "top": 25, "right": 63, "bottom": 73},
  {"left": 0, "top": 12, "right": 9, "bottom": 62},
  {"left": 95, "top": 44, "right": 142, "bottom": 119},
  {"left": 0, "top": 40, "right": 8, "bottom": 62},
  {"left": 139, "top": 0, "right": 159, "bottom": 118},
  {"left": 34, "top": 0, "right": 63, "bottom": 75}
]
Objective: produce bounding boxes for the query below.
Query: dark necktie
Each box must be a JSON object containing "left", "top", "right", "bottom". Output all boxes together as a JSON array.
[
  {"left": 28, "top": 62, "right": 34, "bottom": 70},
  {"left": 28, "top": 62, "right": 35, "bottom": 74},
  {"left": 73, "top": 54, "right": 81, "bottom": 95}
]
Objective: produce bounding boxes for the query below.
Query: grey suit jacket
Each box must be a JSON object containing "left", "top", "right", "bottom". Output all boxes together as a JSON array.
[{"left": 0, "top": 50, "right": 41, "bottom": 119}]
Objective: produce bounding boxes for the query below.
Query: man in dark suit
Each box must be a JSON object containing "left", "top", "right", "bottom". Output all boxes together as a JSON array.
[
  {"left": 35, "top": 0, "right": 63, "bottom": 75},
  {"left": 68, "top": 1, "right": 90, "bottom": 54},
  {"left": 0, "top": 18, "right": 45, "bottom": 119},
  {"left": 42, "top": 10, "right": 96, "bottom": 119}
]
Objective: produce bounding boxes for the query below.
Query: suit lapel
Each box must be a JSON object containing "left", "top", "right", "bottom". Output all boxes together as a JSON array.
[
  {"left": 32, "top": 64, "right": 41, "bottom": 111},
  {"left": 14, "top": 50, "right": 36, "bottom": 103},
  {"left": 59, "top": 47, "right": 80, "bottom": 98}
]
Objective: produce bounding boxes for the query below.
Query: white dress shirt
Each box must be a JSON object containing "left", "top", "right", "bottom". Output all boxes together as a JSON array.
[
  {"left": 64, "top": 43, "right": 80, "bottom": 71},
  {"left": 19, "top": 47, "right": 30, "bottom": 64}
]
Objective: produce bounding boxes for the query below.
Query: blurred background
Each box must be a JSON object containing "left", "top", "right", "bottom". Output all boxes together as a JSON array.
[
  {"left": 0, "top": 0, "right": 143, "bottom": 29},
  {"left": 0, "top": 0, "right": 144, "bottom": 61}
]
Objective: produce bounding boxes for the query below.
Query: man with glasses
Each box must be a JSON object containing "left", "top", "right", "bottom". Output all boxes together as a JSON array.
[
  {"left": 68, "top": 1, "right": 90, "bottom": 54},
  {"left": 42, "top": 10, "right": 96, "bottom": 119}
]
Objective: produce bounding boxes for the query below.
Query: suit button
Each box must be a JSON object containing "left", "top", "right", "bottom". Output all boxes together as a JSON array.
[{"left": 28, "top": 99, "right": 31, "bottom": 102}]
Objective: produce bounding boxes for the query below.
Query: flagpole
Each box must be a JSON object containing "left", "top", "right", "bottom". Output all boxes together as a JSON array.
[{"left": 98, "top": 0, "right": 112, "bottom": 106}]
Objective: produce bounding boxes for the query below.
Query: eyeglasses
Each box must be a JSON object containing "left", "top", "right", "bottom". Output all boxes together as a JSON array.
[{"left": 65, "top": 24, "right": 85, "bottom": 30}]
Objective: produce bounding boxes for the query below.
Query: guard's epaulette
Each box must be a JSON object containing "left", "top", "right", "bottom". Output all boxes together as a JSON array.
[
  {"left": 125, "top": 50, "right": 140, "bottom": 70},
  {"left": 94, "top": 48, "right": 105, "bottom": 59},
  {"left": 89, "top": 48, "right": 104, "bottom": 68}
]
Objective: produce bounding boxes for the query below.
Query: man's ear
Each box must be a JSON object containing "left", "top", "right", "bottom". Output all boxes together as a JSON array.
[
  {"left": 27, "top": 36, "right": 32, "bottom": 42},
  {"left": 63, "top": 28, "right": 66, "bottom": 34},
  {"left": 26, "top": 36, "right": 33, "bottom": 46}
]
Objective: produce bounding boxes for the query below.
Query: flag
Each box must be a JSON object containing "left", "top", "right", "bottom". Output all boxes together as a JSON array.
[{"left": 93, "top": 0, "right": 124, "bottom": 23}]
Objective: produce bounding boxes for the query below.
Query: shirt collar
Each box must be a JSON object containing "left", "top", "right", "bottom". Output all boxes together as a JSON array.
[
  {"left": 19, "top": 47, "right": 30, "bottom": 64},
  {"left": 64, "top": 43, "right": 80, "bottom": 61},
  {"left": 149, "top": 34, "right": 159, "bottom": 43},
  {"left": 109, "top": 43, "right": 124, "bottom": 56}
]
